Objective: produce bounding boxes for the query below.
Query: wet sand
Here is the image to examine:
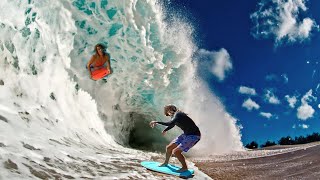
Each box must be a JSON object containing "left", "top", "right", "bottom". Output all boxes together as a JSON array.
[{"left": 194, "top": 142, "right": 320, "bottom": 180}]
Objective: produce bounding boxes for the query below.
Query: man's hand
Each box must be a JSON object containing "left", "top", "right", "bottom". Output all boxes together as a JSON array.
[
  {"left": 149, "top": 121, "right": 157, "bottom": 128},
  {"left": 161, "top": 130, "right": 167, "bottom": 136}
]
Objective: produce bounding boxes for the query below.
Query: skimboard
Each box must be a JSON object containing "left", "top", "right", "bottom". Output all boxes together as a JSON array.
[
  {"left": 141, "top": 161, "right": 194, "bottom": 178},
  {"left": 91, "top": 68, "right": 110, "bottom": 80}
]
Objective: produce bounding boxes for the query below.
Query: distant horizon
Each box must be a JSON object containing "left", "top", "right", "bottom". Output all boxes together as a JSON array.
[
  {"left": 169, "top": 0, "right": 320, "bottom": 145},
  {"left": 246, "top": 131, "right": 320, "bottom": 148}
]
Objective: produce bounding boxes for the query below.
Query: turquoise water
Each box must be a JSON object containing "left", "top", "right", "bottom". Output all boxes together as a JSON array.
[
  {"left": 0, "top": 0, "right": 243, "bottom": 156},
  {"left": 0, "top": 1, "right": 243, "bottom": 179}
]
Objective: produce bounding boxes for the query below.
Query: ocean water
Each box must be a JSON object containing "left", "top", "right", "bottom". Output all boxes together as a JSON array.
[{"left": 0, "top": 0, "right": 243, "bottom": 179}]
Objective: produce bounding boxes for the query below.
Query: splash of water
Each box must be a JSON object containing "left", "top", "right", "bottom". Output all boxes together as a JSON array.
[{"left": 0, "top": 0, "right": 243, "bottom": 178}]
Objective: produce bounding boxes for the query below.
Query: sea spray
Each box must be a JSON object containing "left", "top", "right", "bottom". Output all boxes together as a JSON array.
[{"left": 0, "top": 2, "right": 243, "bottom": 179}]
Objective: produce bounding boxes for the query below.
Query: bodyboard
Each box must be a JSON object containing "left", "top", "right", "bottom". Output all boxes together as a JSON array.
[
  {"left": 141, "top": 161, "right": 194, "bottom": 178},
  {"left": 91, "top": 68, "right": 110, "bottom": 80}
]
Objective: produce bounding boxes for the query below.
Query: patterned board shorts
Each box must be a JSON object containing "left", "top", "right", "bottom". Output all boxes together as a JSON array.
[{"left": 172, "top": 134, "right": 201, "bottom": 152}]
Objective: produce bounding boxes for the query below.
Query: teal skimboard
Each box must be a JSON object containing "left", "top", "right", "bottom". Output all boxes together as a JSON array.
[{"left": 141, "top": 161, "right": 194, "bottom": 178}]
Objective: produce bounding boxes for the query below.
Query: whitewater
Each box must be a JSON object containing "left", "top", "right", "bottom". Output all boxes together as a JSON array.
[{"left": 0, "top": 0, "right": 243, "bottom": 179}]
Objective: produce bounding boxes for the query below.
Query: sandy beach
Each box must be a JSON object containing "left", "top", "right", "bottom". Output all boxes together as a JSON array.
[{"left": 193, "top": 142, "right": 320, "bottom": 180}]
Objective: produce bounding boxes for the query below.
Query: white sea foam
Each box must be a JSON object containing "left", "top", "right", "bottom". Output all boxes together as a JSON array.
[{"left": 0, "top": 0, "right": 242, "bottom": 178}]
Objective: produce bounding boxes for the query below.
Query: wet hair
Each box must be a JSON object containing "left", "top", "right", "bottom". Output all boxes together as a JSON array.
[
  {"left": 164, "top": 104, "right": 178, "bottom": 116},
  {"left": 94, "top": 43, "right": 106, "bottom": 55}
]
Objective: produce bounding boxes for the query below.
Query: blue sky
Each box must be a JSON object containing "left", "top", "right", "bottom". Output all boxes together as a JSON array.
[{"left": 169, "top": 0, "right": 320, "bottom": 145}]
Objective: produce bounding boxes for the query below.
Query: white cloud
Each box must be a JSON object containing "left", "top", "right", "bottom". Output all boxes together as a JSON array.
[
  {"left": 297, "top": 89, "right": 316, "bottom": 120},
  {"left": 312, "top": 70, "right": 316, "bottom": 79},
  {"left": 293, "top": 124, "right": 309, "bottom": 129},
  {"left": 316, "top": 84, "right": 320, "bottom": 92},
  {"left": 238, "top": 86, "right": 257, "bottom": 96},
  {"left": 301, "top": 89, "right": 316, "bottom": 104},
  {"left": 242, "top": 98, "right": 260, "bottom": 111},
  {"left": 265, "top": 74, "right": 278, "bottom": 81},
  {"left": 264, "top": 90, "right": 280, "bottom": 104},
  {"left": 297, "top": 104, "right": 314, "bottom": 120},
  {"left": 299, "top": 124, "right": 309, "bottom": 129},
  {"left": 285, "top": 95, "right": 297, "bottom": 108},
  {"left": 266, "top": 74, "right": 288, "bottom": 83},
  {"left": 251, "top": 0, "right": 318, "bottom": 44},
  {"left": 298, "top": 18, "right": 314, "bottom": 38},
  {"left": 282, "top": 74, "right": 289, "bottom": 83},
  {"left": 260, "top": 112, "right": 272, "bottom": 119},
  {"left": 210, "top": 49, "right": 232, "bottom": 81},
  {"left": 198, "top": 48, "right": 232, "bottom": 82}
]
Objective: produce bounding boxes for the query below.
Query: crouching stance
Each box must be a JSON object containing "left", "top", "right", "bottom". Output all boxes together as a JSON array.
[{"left": 150, "top": 105, "right": 201, "bottom": 172}]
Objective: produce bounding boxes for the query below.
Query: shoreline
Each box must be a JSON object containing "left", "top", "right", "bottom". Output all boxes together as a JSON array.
[{"left": 193, "top": 142, "right": 320, "bottom": 179}]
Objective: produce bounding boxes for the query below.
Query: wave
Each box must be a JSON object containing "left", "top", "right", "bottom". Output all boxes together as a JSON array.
[{"left": 0, "top": 0, "right": 243, "bottom": 178}]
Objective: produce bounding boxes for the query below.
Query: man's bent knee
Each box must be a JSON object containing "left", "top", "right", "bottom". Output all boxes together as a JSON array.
[
  {"left": 172, "top": 147, "right": 183, "bottom": 155},
  {"left": 166, "top": 143, "right": 177, "bottom": 152}
]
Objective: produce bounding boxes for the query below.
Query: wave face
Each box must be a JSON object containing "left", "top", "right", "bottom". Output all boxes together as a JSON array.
[{"left": 0, "top": 0, "right": 243, "bottom": 178}]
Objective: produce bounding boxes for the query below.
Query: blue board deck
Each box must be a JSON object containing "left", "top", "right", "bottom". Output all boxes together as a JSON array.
[{"left": 141, "top": 161, "right": 194, "bottom": 178}]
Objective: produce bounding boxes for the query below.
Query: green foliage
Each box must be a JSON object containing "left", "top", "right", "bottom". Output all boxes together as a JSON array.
[
  {"left": 260, "top": 140, "right": 276, "bottom": 148},
  {"left": 248, "top": 132, "right": 320, "bottom": 149},
  {"left": 245, "top": 141, "right": 258, "bottom": 149},
  {"left": 278, "top": 136, "right": 294, "bottom": 145},
  {"left": 293, "top": 133, "right": 320, "bottom": 144}
]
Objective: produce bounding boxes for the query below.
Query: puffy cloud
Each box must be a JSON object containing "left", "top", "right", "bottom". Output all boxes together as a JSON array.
[
  {"left": 285, "top": 95, "right": 297, "bottom": 108},
  {"left": 297, "top": 89, "right": 316, "bottom": 120},
  {"left": 264, "top": 90, "right": 280, "bottom": 104},
  {"left": 238, "top": 86, "right": 257, "bottom": 96},
  {"left": 297, "top": 104, "right": 314, "bottom": 120},
  {"left": 210, "top": 49, "right": 233, "bottom": 81},
  {"left": 251, "top": 0, "right": 318, "bottom": 44},
  {"left": 260, "top": 112, "right": 272, "bottom": 119},
  {"left": 242, "top": 98, "right": 260, "bottom": 111},
  {"left": 197, "top": 49, "right": 233, "bottom": 82}
]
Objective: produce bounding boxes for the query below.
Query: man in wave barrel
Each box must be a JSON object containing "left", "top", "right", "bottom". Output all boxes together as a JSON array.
[{"left": 149, "top": 104, "right": 201, "bottom": 172}]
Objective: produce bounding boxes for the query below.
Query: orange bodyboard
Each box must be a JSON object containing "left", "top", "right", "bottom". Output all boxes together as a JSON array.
[{"left": 91, "top": 68, "right": 110, "bottom": 80}]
